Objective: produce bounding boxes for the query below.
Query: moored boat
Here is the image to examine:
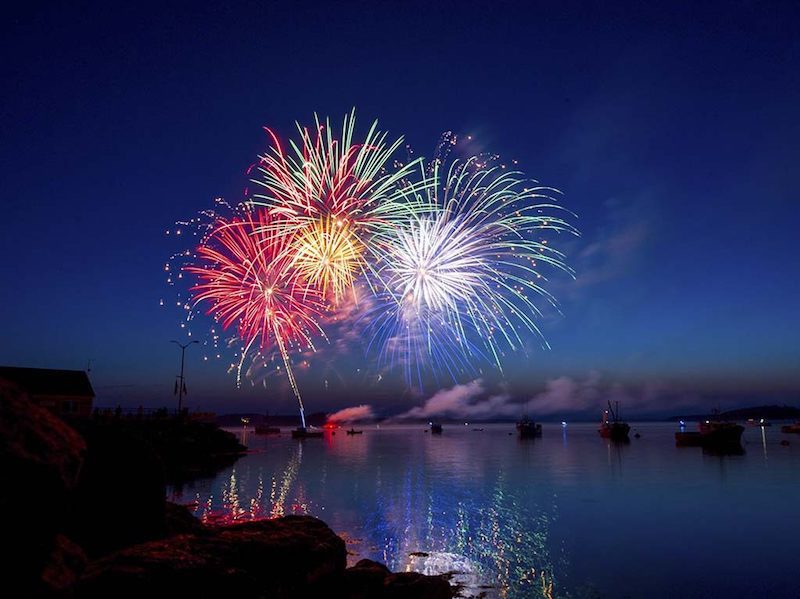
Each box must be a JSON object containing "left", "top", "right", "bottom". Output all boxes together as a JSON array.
[
  {"left": 675, "top": 419, "right": 744, "bottom": 448},
  {"left": 346, "top": 428, "right": 363, "bottom": 435},
  {"left": 255, "top": 425, "right": 280, "bottom": 435},
  {"left": 255, "top": 412, "right": 280, "bottom": 434},
  {"left": 430, "top": 423, "right": 443, "bottom": 434},
  {"left": 291, "top": 427, "right": 324, "bottom": 439},
  {"left": 598, "top": 401, "right": 630, "bottom": 441},
  {"left": 517, "top": 417, "right": 542, "bottom": 438}
]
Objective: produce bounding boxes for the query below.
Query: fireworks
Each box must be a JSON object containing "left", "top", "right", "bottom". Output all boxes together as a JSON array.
[
  {"left": 172, "top": 113, "right": 577, "bottom": 415},
  {"left": 291, "top": 216, "right": 363, "bottom": 302},
  {"left": 186, "top": 206, "right": 325, "bottom": 427},
  {"left": 249, "top": 109, "right": 426, "bottom": 302},
  {"left": 368, "top": 153, "right": 578, "bottom": 387}
]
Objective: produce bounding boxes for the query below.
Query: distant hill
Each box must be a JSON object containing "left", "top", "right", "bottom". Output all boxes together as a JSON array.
[{"left": 669, "top": 404, "right": 800, "bottom": 422}]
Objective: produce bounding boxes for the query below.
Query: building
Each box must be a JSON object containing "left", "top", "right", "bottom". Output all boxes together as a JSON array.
[{"left": 0, "top": 366, "right": 95, "bottom": 418}]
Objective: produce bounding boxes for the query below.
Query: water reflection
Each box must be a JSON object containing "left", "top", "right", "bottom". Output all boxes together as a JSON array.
[
  {"left": 187, "top": 439, "right": 306, "bottom": 523},
  {"left": 166, "top": 423, "right": 800, "bottom": 599},
  {"left": 171, "top": 428, "right": 561, "bottom": 597}
]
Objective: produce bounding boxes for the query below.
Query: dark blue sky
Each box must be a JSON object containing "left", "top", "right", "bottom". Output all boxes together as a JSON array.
[{"left": 2, "top": 1, "right": 798, "bottom": 416}]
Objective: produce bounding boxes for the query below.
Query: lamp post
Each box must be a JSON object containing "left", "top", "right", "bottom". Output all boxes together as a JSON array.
[{"left": 171, "top": 340, "right": 198, "bottom": 413}]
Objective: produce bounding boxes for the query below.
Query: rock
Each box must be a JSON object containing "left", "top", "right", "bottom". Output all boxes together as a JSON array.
[
  {"left": 165, "top": 501, "right": 205, "bottom": 536},
  {"left": 338, "top": 559, "right": 453, "bottom": 599},
  {"left": 40, "top": 534, "right": 88, "bottom": 593},
  {"left": 65, "top": 426, "right": 167, "bottom": 557},
  {"left": 0, "top": 382, "right": 86, "bottom": 592},
  {"left": 75, "top": 515, "right": 347, "bottom": 598},
  {"left": 383, "top": 572, "right": 453, "bottom": 599},
  {"left": 342, "top": 559, "right": 392, "bottom": 598}
]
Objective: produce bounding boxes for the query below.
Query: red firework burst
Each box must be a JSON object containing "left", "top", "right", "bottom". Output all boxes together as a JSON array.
[{"left": 186, "top": 206, "right": 325, "bottom": 421}]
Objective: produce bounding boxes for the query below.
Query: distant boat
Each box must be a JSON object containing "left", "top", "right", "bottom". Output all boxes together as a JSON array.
[
  {"left": 255, "top": 412, "right": 280, "bottom": 434},
  {"left": 430, "top": 423, "right": 443, "bottom": 435},
  {"left": 240, "top": 416, "right": 250, "bottom": 425},
  {"left": 675, "top": 419, "right": 744, "bottom": 448},
  {"left": 598, "top": 401, "right": 630, "bottom": 441},
  {"left": 516, "top": 416, "right": 542, "bottom": 439},
  {"left": 781, "top": 422, "right": 800, "bottom": 434},
  {"left": 746, "top": 418, "right": 771, "bottom": 427},
  {"left": 346, "top": 428, "right": 363, "bottom": 435},
  {"left": 255, "top": 425, "right": 280, "bottom": 435},
  {"left": 291, "top": 427, "right": 324, "bottom": 439}
]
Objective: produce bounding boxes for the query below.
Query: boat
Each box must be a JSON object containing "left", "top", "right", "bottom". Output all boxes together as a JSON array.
[
  {"left": 346, "top": 428, "right": 363, "bottom": 435},
  {"left": 746, "top": 418, "right": 771, "bottom": 427},
  {"left": 430, "top": 423, "right": 443, "bottom": 434},
  {"left": 516, "top": 416, "right": 542, "bottom": 439},
  {"left": 781, "top": 422, "right": 800, "bottom": 434},
  {"left": 255, "top": 425, "right": 280, "bottom": 435},
  {"left": 675, "top": 419, "right": 744, "bottom": 448},
  {"left": 254, "top": 412, "right": 280, "bottom": 434},
  {"left": 598, "top": 401, "right": 630, "bottom": 441},
  {"left": 291, "top": 427, "right": 324, "bottom": 439}
]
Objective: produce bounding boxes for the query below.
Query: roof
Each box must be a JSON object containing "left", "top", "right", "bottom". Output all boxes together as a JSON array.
[{"left": 0, "top": 366, "right": 95, "bottom": 398}]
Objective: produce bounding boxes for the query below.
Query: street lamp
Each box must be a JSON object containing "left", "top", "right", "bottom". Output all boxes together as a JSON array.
[{"left": 171, "top": 340, "right": 198, "bottom": 413}]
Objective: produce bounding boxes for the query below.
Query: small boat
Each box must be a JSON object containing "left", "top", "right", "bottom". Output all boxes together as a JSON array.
[
  {"left": 598, "top": 401, "right": 630, "bottom": 441},
  {"left": 675, "top": 419, "right": 744, "bottom": 448},
  {"left": 291, "top": 427, "right": 324, "bottom": 439},
  {"left": 255, "top": 425, "right": 280, "bottom": 435},
  {"left": 781, "top": 422, "right": 800, "bottom": 434},
  {"left": 346, "top": 428, "right": 363, "bottom": 435},
  {"left": 240, "top": 417, "right": 250, "bottom": 425},
  {"left": 516, "top": 417, "right": 542, "bottom": 439},
  {"left": 747, "top": 418, "right": 771, "bottom": 427},
  {"left": 255, "top": 412, "right": 280, "bottom": 434},
  {"left": 430, "top": 423, "right": 443, "bottom": 435}
]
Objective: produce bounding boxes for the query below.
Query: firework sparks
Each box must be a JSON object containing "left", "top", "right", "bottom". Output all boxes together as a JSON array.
[
  {"left": 173, "top": 117, "right": 577, "bottom": 401},
  {"left": 291, "top": 216, "right": 363, "bottom": 302},
  {"left": 369, "top": 151, "right": 578, "bottom": 387},
  {"left": 249, "top": 109, "right": 427, "bottom": 302},
  {"left": 186, "top": 205, "right": 325, "bottom": 427}
]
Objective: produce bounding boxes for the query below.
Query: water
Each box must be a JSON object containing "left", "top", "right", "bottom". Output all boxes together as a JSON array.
[{"left": 168, "top": 423, "right": 800, "bottom": 598}]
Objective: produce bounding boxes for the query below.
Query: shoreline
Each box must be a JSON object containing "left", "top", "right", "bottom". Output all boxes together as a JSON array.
[{"left": 2, "top": 390, "right": 453, "bottom": 597}]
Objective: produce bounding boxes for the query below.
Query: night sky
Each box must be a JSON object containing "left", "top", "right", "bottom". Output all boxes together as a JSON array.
[{"left": 2, "top": 1, "right": 798, "bottom": 417}]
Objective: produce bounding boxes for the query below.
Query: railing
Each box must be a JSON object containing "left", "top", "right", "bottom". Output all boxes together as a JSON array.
[{"left": 91, "top": 407, "right": 216, "bottom": 422}]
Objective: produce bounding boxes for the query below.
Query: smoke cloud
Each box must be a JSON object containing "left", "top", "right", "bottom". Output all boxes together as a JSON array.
[
  {"left": 394, "top": 379, "right": 522, "bottom": 420},
  {"left": 527, "top": 372, "right": 602, "bottom": 414},
  {"left": 327, "top": 404, "right": 376, "bottom": 423},
  {"left": 390, "top": 372, "right": 705, "bottom": 421}
]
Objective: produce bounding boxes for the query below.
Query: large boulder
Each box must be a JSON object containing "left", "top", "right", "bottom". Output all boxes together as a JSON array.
[
  {"left": 383, "top": 572, "right": 453, "bottom": 599},
  {"left": 0, "top": 382, "right": 86, "bottom": 592},
  {"left": 75, "top": 515, "right": 347, "bottom": 598},
  {"left": 341, "top": 559, "right": 393, "bottom": 598},
  {"left": 40, "top": 534, "right": 88, "bottom": 592},
  {"left": 339, "top": 559, "right": 453, "bottom": 599},
  {"left": 164, "top": 500, "right": 205, "bottom": 536},
  {"left": 65, "top": 425, "right": 167, "bottom": 556}
]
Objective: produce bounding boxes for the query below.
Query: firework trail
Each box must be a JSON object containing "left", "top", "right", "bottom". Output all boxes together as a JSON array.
[
  {"left": 368, "top": 142, "right": 578, "bottom": 388},
  {"left": 249, "top": 109, "right": 428, "bottom": 303},
  {"left": 186, "top": 205, "right": 325, "bottom": 427}
]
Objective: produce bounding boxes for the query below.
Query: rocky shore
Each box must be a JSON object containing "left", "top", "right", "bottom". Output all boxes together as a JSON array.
[{"left": 0, "top": 384, "right": 453, "bottom": 598}]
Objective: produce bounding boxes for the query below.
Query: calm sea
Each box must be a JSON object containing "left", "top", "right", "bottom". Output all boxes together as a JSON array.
[{"left": 168, "top": 422, "right": 800, "bottom": 598}]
